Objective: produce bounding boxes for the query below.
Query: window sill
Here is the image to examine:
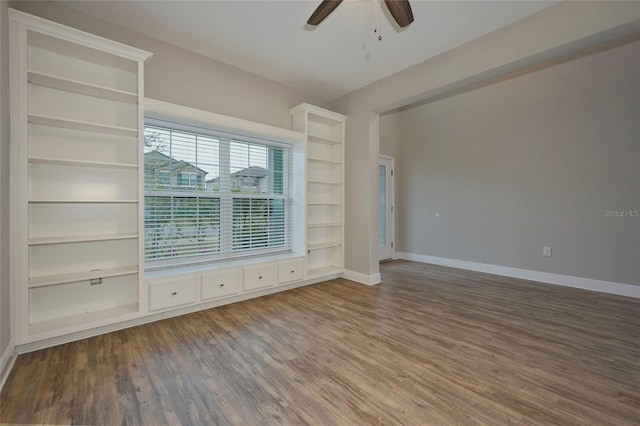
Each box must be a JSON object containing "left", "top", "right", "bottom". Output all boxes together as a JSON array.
[{"left": 144, "top": 252, "right": 304, "bottom": 280}]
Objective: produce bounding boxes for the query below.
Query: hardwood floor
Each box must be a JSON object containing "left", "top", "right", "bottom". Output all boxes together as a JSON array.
[{"left": 2, "top": 260, "right": 639, "bottom": 425}]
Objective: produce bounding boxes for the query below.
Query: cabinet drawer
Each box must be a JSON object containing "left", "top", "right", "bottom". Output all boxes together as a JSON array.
[
  {"left": 243, "top": 263, "right": 275, "bottom": 292},
  {"left": 277, "top": 258, "right": 304, "bottom": 285},
  {"left": 201, "top": 269, "right": 240, "bottom": 301},
  {"left": 148, "top": 275, "right": 196, "bottom": 311}
]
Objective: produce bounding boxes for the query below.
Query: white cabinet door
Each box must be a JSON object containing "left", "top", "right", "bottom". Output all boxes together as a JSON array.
[
  {"left": 201, "top": 269, "right": 240, "bottom": 301},
  {"left": 243, "top": 263, "right": 275, "bottom": 292},
  {"left": 277, "top": 258, "right": 304, "bottom": 285},
  {"left": 148, "top": 275, "right": 196, "bottom": 311}
]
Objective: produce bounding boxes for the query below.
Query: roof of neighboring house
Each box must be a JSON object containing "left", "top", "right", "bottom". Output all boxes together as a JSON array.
[
  {"left": 206, "top": 166, "right": 268, "bottom": 183},
  {"left": 144, "top": 150, "right": 208, "bottom": 175},
  {"left": 234, "top": 166, "right": 268, "bottom": 178}
]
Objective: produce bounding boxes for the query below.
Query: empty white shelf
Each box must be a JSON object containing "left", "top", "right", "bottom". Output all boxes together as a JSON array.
[
  {"left": 308, "top": 156, "right": 341, "bottom": 164},
  {"left": 291, "top": 104, "right": 346, "bottom": 282},
  {"left": 28, "top": 156, "right": 138, "bottom": 170},
  {"left": 29, "top": 265, "right": 139, "bottom": 288},
  {"left": 307, "top": 222, "right": 341, "bottom": 228},
  {"left": 16, "top": 13, "right": 150, "bottom": 344},
  {"left": 28, "top": 71, "right": 138, "bottom": 104},
  {"left": 29, "top": 303, "right": 139, "bottom": 335},
  {"left": 28, "top": 114, "right": 138, "bottom": 137},
  {"left": 307, "top": 179, "right": 342, "bottom": 185},
  {"left": 307, "top": 242, "right": 341, "bottom": 251},
  {"left": 29, "top": 233, "right": 138, "bottom": 246},
  {"left": 308, "top": 133, "right": 341, "bottom": 145}
]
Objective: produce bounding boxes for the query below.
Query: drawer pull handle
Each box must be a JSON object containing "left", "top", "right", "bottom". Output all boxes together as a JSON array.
[
  {"left": 291, "top": 270, "right": 295, "bottom": 273},
  {"left": 220, "top": 283, "right": 225, "bottom": 287},
  {"left": 258, "top": 276, "right": 263, "bottom": 279},
  {"left": 171, "top": 291, "right": 177, "bottom": 296}
]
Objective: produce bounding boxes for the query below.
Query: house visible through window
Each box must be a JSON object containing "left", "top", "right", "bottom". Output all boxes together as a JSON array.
[{"left": 144, "top": 121, "right": 291, "bottom": 267}]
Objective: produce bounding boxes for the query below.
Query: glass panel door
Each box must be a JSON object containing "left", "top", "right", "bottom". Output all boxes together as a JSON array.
[{"left": 378, "top": 157, "right": 393, "bottom": 261}]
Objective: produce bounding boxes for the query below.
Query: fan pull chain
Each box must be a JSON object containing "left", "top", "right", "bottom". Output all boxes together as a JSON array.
[
  {"left": 374, "top": 26, "right": 382, "bottom": 41},
  {"left": 374, "top": 0, "right": 383, "bottom": 41}
]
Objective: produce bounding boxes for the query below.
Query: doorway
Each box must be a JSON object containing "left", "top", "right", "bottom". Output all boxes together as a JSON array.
[{"left": 378, "top": 155, "right": 394, "bottom": 261}]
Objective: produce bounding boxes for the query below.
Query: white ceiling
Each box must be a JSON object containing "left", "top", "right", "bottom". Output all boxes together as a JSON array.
[{"left": 59, "top": 0, "right": 557, "bottom": 101}]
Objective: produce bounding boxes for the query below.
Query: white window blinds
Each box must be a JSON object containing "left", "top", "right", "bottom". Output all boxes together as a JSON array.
[{"left": 144, "top": 120, "right": 292, "bottom": 267}]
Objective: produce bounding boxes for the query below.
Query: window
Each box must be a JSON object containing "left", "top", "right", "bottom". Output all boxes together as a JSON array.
[
  {"left": 158, "top": 171, "right": 170, "bottom": 187},
  {"left": 177, "top": 172, "right": 202, "bottom": 187},
  {"left": 144, "top": 121, "right": 291, "bottom": 267}
]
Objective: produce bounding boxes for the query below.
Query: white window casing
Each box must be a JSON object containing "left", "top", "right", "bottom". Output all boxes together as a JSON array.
[{"left": 144, "top": 99, "right": 305, "bottom": 271}]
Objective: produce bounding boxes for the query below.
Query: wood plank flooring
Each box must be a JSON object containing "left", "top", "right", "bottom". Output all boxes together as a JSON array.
[{"left": 1, "top": 260, "right": 639, "bottom": 425}]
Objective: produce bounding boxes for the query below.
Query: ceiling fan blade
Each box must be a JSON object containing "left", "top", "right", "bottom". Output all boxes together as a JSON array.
[
  {"left": 307, "top": 0, "right": 343, "bottom": 26},
  {"left": 384, "top": 0, "right": 414, "bottom": 28}
]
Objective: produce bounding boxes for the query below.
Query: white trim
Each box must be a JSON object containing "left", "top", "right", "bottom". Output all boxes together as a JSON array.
[
  {"left": 0, "top": 342, "right": 16, "bottom": 392},
  {"left": 15, "top": 274, "right": 339, "bottom": 354},
  {"left": 7, "top": 9, "right": 152, "bottom": 61},
  {"left": 145, "top": 252, "right": 304, "bottom": 279},
  {"left": 343, "top": 269, "right": 382, "bottom": 286},
  {"left": 137, "top": 61, "right": 147, "bottom": 315},
  {"left": 397, "top": 252, "right": 640, "bottom": 299},
  {"left": 142, "top": 108, "right": 302, "bottom": 273},
  {"left": 9, "top": 11, "right": 29, "bottom": 346},
  {"left": 378, "top": 155, "right": 395, "bottom": 261},
  {"left": 0, "top": 2, "right": 6, "bottom": 386},
  {"left": 288, "top": 103, "right": 346, "bottom": 123},
  {"left": 146, "top": 98, "right": 304, "bottom": 144}
]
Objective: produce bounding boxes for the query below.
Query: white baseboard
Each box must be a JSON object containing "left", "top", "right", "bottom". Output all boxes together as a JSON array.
[
  {"left": 396, "top": 252, "right": 640, "bottom": 299},
  {"left": 0, "top": 341, "right": 16, "bottom": 392},
  {"left": 343, "top": 269, "right": 382, "bottom": 286}
]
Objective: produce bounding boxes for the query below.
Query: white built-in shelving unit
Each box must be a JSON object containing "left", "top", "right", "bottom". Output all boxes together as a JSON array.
[
  {"left": 290, "top": 104, "right": 346, "bottom": 278},
  {"left": 8, "top": 10, "right": 349, "bottom": 352},
  {"left": 9, "top": 9, "right": 152, "bottom": 342}
]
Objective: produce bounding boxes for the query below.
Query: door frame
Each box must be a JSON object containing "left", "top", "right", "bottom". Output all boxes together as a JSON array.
[{"left": 378, "top": 155, "right": 395, "bottom": 261}]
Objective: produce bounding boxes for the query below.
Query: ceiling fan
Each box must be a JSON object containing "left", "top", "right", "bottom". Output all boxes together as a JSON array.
[{"left": 307, "top": 0, "right": 414, "bottom": 28}]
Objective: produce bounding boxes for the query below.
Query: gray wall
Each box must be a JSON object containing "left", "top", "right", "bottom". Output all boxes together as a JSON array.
[
  {"left": 390, "top": 40, "right": 640, "bottom": 285},
  {"left": 1, "top": 0, "right": 11, "bottom": 356},
  {"left": 10, "top": 1, "right": 328, "bottom": 129},
  {"left": 333, "top": 2, "right": 639, "bottom": 278},
  {"left": 379, "top": 112, "right": 399, "bottom": 159}
]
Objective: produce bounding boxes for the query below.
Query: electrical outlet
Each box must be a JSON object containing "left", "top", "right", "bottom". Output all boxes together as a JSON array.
[{"left": 543, "top": 246, "right": 552, "bottom": 257}]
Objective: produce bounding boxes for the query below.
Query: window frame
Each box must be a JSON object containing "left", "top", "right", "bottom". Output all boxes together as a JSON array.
[
  {"left": 176, "top": 172, "right": 201, "bottom": 187},
  {"left": 141, "top": 99, "right": 305, "bottom": 270}
]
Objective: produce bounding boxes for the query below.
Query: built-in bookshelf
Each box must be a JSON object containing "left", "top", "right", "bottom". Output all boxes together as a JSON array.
[
  {"left": 289, "top": 104, "right": 346, "bottom": 278},
  {"left": 9, "top": 11, "right": 352, "bottom": 352},
  {"left": 9, "top": 9, "right": 152, "bottom": 342}
]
